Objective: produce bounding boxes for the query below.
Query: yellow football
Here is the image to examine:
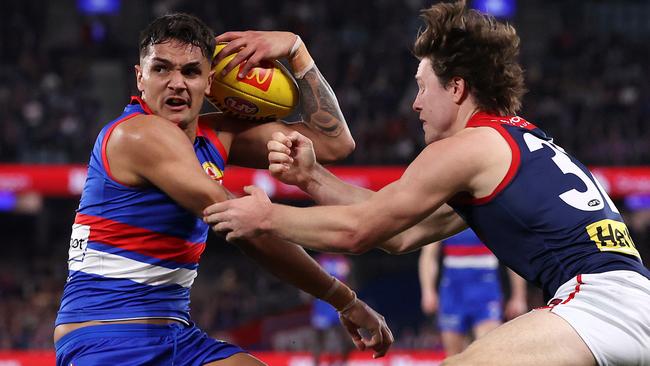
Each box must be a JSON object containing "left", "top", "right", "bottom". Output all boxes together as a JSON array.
[{"left": 207, "top": 43, "right": 299, "bottom": 121}]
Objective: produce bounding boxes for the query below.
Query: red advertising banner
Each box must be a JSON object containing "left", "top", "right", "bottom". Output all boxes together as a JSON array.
[
  {"left": 0, "top": 350, "right": 445, "bottom": 366},
  {"left": 0, "top": 164, "right": 649, "bottom": 199}
]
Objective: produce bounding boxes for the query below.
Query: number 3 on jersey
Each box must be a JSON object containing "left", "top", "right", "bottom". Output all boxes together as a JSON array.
[{"left": 523, "top": 133, "right": 640, "bottom": 258}]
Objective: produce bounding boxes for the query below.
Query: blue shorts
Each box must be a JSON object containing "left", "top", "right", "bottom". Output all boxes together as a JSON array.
[
  {"left": 438, "top": 268, "right": 503, "bottom": 333},
  {"left": 55, "top": 322, "right": 245, "bottom": 366}
]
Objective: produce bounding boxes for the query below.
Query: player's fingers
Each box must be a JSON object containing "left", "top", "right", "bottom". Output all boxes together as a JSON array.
[
  {"left": 363, "top": 327, "right": 383, "bottom": 349},
  {"left": 214, "top": 38, "right": 245, "bottom": 65},
  {"left": 288, "top": 131, "right": 313, "bottom": 147},
  {"left": 225, "top": 231, "right": 240, "bottom": 242},
  {"left": 203, "top": 211, "right": 227, "bottom": 225},
  {"left": 339, "top": 316, "right": 365, "bottom": 350},
  {"left": 268, "top": 151, "right": 293, "bottom": 165},
  {"left": 222, "top": 46, "right": 254, "bottom": 76},
  {"left": 271, "top": 131, "right": 292, "bottom": 148},
  {"left": 215, "top": 31, "right": 245, "bottom": 43},
  {"left": 211, "top": 221, "right": 231, "bottom": 233},
  {"left": 269, "top": 163, "right": 288, "bottom": 176},
  {"left": 235, "top": 50, "right": 263, "bottom": 79},
  {"left": 203, "top": 202, "right": 229, "bottom": 216},
  {"left": 372, "top": 326, "right": 393, "bottom": 358},
  {"left": 267, "top": 140, "right": 291, "bottom": 155},
  {"left": 243, "top": 185, "right": 259, "bottom": 195}
]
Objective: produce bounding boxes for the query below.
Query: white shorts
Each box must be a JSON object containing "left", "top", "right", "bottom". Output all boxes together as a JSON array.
[{"left": 546, "top": 270, "right": 650, "bottom": 366}]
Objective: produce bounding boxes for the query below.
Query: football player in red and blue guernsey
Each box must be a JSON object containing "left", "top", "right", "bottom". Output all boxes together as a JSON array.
[
  {"left": 419, "top": 229, "right": 527, "bottom": 356},
  {"left": 54, "top": 13, "right": 393, "bottom": 366},
  {"left": 204, "top": 2, "right": 650, "bottom": 365}
]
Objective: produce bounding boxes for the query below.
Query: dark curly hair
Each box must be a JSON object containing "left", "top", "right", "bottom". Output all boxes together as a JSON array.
[
  {"left": 413, "top": 1, "right": 526, "bottom": 115},
  {"left": 139, "top": 13, "right": 216, "bottom": 63}
]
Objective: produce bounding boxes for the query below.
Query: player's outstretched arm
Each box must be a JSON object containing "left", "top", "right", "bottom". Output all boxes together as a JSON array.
[
  {"left": 211, "top": 31, "right": 354, "bottom": 168},
  {"left": 204, "top": 127, "right": 512, "bottom": 253},
  {"left": 232, "top": 235, "right": 393, "bottom": 358},
  {"left": 267, "top": 131, "right": 468, "bottom": 253}
]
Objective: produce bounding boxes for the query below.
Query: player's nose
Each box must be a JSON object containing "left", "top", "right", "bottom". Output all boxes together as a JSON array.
[{"left": 168, "top": 70, "right": 186, "bottom": 90}]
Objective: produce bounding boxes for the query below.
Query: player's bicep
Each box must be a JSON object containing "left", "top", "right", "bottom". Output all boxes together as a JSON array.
[{"left": 121, "top": 119, "right": 227, "bottom": 216}]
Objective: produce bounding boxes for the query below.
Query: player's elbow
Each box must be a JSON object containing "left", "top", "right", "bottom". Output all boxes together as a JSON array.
[
  {"left": 338, "top": 224, "right": 375, "bottom": 255},
  {"left": 315, "top": 133, "right": 356, "bottom": 164}
]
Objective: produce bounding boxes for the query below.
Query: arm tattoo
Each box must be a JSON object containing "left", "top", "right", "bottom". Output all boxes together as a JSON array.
[{"left": 296, "top": 65, "right": 345, "bottom": 137}]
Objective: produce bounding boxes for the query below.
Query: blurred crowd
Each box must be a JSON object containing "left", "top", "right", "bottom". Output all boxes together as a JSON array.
[
  {"left": 2, "top": 0, "right": 649, "bottom": 166},
  {"left": 1, "top": 0, "right": 650, "bottom": 352}
]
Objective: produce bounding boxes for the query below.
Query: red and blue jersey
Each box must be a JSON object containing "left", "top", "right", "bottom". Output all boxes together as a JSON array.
[
  {"left": 56, "top": 97, "right": 228, "bottom": 326},
  {"left": 449, "top": 112, "right": 650, "bottom": 300}
]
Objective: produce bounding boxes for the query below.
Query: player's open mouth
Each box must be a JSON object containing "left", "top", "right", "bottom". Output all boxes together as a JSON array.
[{"left": 165, "top": 97, "right": 189, "bottom": 110}]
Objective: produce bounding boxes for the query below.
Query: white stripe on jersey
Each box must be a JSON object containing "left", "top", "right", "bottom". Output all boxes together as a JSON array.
[
  {"left": 443, "top": 254, "right": 499, "bottom": 269},
  {"left": 69, "top": 248, "right": 197, "bottom": 288}
]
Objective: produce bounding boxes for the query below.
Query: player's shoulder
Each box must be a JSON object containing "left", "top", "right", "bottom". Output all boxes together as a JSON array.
[
  {"left": 113, "top": 114, "right": 182, "bottom": 141},
  {"left": 453, "top": 125, "right": 511, "bottom": 155}
]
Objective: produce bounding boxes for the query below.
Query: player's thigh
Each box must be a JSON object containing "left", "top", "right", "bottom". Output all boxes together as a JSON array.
[
  {"left": 205, "top": 353, "right": 267, "bottom": 366},
  {"left": 442, "top": 309, "right": 596, "bottom": 366}
]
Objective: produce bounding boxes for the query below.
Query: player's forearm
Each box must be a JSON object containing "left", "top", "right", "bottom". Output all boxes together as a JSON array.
[
  {"left": 290, "top": 40, "right": 354, "bottom": 162},
  {"left": 300, "top": 163, "right": 374, "bottom": 205},
  {"left": 234, "top": 235, "right": 355, "bottom": 309},
  {"left": 267, "top": 203, "right": 378, "bottom": 254}
]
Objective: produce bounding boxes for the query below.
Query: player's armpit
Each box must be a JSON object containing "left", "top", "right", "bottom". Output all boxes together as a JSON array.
[{"left": 108, "top": 115, "right": 228, "bottom": 217}]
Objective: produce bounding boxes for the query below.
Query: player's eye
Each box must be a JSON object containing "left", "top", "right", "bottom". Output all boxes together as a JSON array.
[
  {"left": 182, "top": 68, "right": 201, "bottom": 77},
  {"left": 152, "top": 65, "right": 168, "bottom": 73}
]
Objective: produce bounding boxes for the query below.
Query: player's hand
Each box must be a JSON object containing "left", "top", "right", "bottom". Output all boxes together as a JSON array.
[
  {"left": 421, "top": 291, "right": 438, "bottom": 315},
  {"left": 214, "top": 31, "right": 297, "bottom": 78},
  {"left": 268, "top": 131, "right": 317, "bottom": 188},
  {"left": 504, "top": 296, "right": 528, "bottom": 320},
  {"left": 338, "top": 299, "right": 394, "bottom": 358},
  {"left": 203, "top": 185, "right": 272, "bottom": 241}
]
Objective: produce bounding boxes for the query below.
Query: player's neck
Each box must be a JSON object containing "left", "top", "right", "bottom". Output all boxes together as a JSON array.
[{"left": 457, "top": 100, "right": 480, "bottom": 131}]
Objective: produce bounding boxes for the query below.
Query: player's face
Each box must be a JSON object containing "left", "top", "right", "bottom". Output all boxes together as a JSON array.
[
  {"left": 136, "top": 40, "right": 214, "bottom": 127},
  {"left": 412, "top": 58, "right": 459, "bottom": 144}
]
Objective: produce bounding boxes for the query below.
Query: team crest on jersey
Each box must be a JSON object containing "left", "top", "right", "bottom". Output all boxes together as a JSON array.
[{"left": 202, "top": 161, "right": 223, "bottom": 182}]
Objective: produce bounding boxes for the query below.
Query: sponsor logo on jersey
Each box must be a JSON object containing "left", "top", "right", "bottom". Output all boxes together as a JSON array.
[
  {"left": 225, "top": 96, "right": 259, "bottom": 115},
  {"left": 202, "top": 161, "right": 223, "bottom": 182},
  {"left": 586, "top": 219, "right": 640, "bottom": 258},
  {"left": 69, "top": 223, "right": 90, "bottom": 263},
  {"left": 237, "top": 62, "right": 274, "bottom": 92}
]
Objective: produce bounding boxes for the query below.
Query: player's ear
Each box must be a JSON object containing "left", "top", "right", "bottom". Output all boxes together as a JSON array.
[
  {"left": 135, "top": 64, "right": 144, "bottom": 93},
  {"left": 449, "top": 76, "right": 467, "bottom": 104},
  {"left": 205, "top": 68, "right": 215, "bottom": 95}
]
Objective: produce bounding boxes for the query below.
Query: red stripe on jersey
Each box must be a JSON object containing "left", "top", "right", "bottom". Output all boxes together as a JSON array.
[
  {"left": 198, "top": 122, "right": 228, "bottom": 164},
  {"left": 130, "top": 96, "right": 154, "bottom": 115},
  {"left": 75, "top": 213, "right": 205, "bottom": 264},
  {"left": 101, "top": 112, "right": 141, "bottom": 186},
  {"left": 443, "top": 245, "right": 494, "bottom": 256},
  {"left": 463, "top": 112, "right": 526, "bottom": 205}
]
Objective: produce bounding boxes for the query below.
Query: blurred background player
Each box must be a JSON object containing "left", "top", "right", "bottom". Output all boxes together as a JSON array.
[
  {"left": 418, "top": 228, "right": 528, "bottom": 356},
  {"left": 311, "top": 253, "right": 355, "bottom": 366}
]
